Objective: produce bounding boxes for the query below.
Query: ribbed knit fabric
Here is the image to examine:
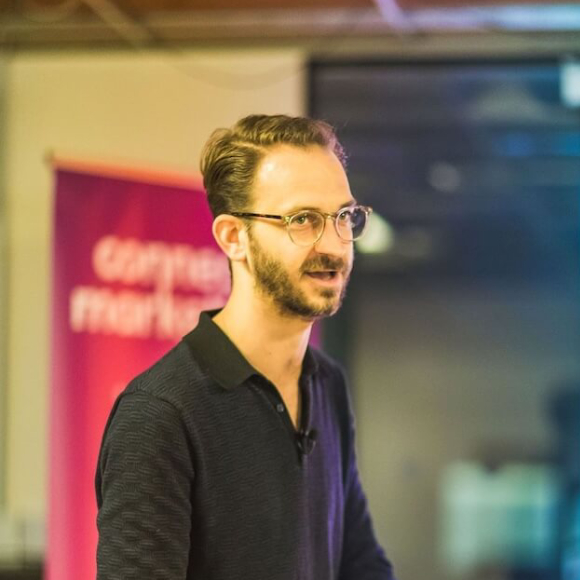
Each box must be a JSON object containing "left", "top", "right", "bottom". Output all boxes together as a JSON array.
[{"left": 95, "top": 311, "right": 395, "bottom": 580}]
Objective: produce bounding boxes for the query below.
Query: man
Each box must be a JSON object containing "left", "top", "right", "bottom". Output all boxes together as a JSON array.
[{"left": 96, "top": 114, "right": 396, "bottom": 579}]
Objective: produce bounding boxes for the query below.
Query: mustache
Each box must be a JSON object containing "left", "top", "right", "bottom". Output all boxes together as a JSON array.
[{"left": 301, "top": 255, "right": 348, "bottom": 274}]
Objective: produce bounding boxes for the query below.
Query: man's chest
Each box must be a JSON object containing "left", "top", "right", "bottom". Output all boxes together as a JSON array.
[
  {"left": 186, "top": 387, "right": 347, "bottom": 578},
  {"left": 276, "top": 382, "right": 301, "bottom": 429}
]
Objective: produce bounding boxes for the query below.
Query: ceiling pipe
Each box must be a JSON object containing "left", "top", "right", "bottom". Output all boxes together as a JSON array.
[
  {"left": 373, "top": 0, "right": 415, "bottom": 31},
  {"left": 81, "top": 0, "right": 152, "bottom": 46}
]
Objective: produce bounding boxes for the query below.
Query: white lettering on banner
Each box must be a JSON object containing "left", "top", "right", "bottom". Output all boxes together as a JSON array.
[
  {"left": 92, "top": 235, "right": 229, "bottom": 293},
  {"left": 69, "top": 287, "right": 226, "bottom": 340},
  {"left": 68, "top": 235, "right": 230, "bottom": 339}
]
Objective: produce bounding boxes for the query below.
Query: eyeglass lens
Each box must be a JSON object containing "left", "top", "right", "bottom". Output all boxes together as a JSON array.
[{"left": 287, "top": 207, "right": 368, "bottom": 246}]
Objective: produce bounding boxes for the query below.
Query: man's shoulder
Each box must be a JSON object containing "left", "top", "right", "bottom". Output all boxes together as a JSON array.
[
  {"left": 308, "top": 346, "right": 352, "bottom": 410},
  {"left": 309, "top": 346, "right": 347, "bottom": 381},
  {"left": 121, "top": 338, "right": 210, "bottom": 412}
]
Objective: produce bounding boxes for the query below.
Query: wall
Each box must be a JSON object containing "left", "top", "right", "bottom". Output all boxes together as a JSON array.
[
  {"left": 0, "top": 56, "right": 8, "bottom": 509},
  {"left": 3, "top": 47, "right": 305, "bottom": 519},
  {"left": 355, "top": 280, "right": 580, "bottom": 580}
]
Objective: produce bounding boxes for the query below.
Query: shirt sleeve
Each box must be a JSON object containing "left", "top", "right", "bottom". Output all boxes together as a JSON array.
[
  {"left": 95, "top": 391, "right": 195, "bottom": 580},
  {"left": 337, "top": 374, "right": 397, "bottom": 580}
]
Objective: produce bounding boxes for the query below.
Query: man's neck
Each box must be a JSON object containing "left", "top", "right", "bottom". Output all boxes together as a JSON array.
[{"left": 212, "top": 294, "right": 312, "bottom": 389}]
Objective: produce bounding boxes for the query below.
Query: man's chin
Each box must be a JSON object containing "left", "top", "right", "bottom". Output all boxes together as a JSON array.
[
  {"left": 301, "top": 297, "right": 342, "bottom": 320},
  {"left": 274, "top": 296, "right": 339, "bottom": 321}
]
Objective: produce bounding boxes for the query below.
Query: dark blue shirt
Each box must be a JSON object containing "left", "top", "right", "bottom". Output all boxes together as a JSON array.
[{"left": 96, "top": 310, "right": 396, "bottom": 579}]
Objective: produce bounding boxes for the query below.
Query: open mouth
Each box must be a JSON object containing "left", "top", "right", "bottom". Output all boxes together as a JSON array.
[{"left": 305, "top": 271, "right": 339, "bottom": 281}]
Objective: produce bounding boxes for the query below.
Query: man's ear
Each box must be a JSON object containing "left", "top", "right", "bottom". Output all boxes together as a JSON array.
[{"left": 212, "top": 215, "right": 248, "bottom": 263}]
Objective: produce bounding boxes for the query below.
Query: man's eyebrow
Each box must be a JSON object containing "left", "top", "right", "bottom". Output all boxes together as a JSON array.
[{"left": 285, "top": 200, "right": 358, "bottom": 214}]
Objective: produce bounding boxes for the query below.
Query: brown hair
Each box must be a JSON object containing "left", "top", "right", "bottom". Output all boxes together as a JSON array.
[{"left": 200, "top": 114, "right": 346, "bottom": 218}]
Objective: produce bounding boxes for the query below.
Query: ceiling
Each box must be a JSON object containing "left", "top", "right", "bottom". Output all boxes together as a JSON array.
[{"left": 1, "top": 0, "right": 580, "bottom": 50}]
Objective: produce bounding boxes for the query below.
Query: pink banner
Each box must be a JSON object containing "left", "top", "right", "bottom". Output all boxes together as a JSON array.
[{"left": 48, "top": 166, "right": 230, "bottom": 580}]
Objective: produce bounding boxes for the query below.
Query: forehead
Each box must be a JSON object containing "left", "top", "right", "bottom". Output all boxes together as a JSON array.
[{"left": 251, "top": 144, "right": 354, "bottom": 213}]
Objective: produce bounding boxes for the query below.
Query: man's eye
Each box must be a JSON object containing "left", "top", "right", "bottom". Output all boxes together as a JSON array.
[
  {"left": 293, "top": 213, "right": 315, "bottom": 226},
  {"left": 337, "top": 209, "right": 352, "bottom": 222}
]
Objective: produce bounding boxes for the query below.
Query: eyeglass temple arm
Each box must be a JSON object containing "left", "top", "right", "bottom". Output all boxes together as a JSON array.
[{"left": 230, "top": 212, "right": 285, "bottom": 221}]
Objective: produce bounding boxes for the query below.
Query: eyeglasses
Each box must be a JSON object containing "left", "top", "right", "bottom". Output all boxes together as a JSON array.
[{"left": 230, "top": 205, "right": 373, "bottom": 247}]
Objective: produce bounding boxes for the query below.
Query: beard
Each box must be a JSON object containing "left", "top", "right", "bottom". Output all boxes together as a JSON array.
[{"left": 248, "top": 233, "right": 351, "bottom": 320}]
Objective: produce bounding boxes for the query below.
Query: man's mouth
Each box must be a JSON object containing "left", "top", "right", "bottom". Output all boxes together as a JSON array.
[{"left": 305, "top": 270, "right": 339, "bottom": 281}]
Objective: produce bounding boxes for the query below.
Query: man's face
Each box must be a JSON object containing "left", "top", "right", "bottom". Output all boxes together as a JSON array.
[
  {"left": 245, "top": 144, "right": 355, "bottom": 320},
  {"left": 248, "top": 232, "right": 350, "bottom": 319}
]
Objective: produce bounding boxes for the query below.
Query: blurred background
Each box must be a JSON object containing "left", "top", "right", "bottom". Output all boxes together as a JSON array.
[{"left": 0, "top": 1, "right": 580, "bottom": 579}]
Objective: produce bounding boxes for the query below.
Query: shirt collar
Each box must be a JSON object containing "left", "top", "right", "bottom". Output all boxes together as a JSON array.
[{"left": 183, "top": 309, "right": 319, "bottom": 390}]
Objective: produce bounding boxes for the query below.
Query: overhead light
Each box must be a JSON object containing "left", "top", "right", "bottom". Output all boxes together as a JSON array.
[
  {"left": 561, "top": 61, "right": 580, "bottom": 107},
  {"left": 428, "top": 162, "right": 462, "bottom": 194},
  {"left": 356, "top": 212, "right": 394, "bottom": 254}
]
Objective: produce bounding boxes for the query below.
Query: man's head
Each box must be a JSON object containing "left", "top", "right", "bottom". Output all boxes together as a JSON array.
[
  {"left": 200, "top": 114, "right": 346, "bottom": 218},
  {"left": 201, "top": 114, "right": 363, "bottom": 321}
]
